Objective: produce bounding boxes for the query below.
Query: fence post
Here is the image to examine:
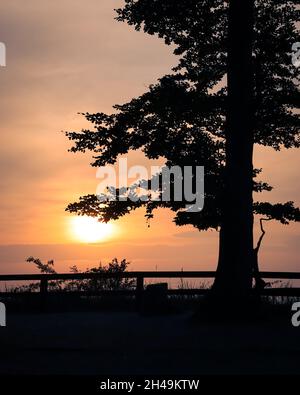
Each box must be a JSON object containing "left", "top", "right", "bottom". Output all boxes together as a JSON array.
[
  {"left": 40, "top": 278, "right": 48, "bottom": 312},
  {"left": 136, "top": 276, "right": 144, "bottom": 311}
]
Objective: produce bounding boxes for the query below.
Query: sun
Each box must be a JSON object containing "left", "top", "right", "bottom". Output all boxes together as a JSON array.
[{"left": 70, "top": 216, "right": 115, "bottom": 243}]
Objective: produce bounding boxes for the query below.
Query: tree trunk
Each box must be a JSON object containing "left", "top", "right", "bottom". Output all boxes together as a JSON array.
[{"left": 213, "top": 0, "right": 255, "bottom": 298}]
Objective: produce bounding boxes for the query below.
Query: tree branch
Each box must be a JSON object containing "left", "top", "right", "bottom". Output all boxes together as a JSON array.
[{"left": 254, "top": 217, "right": 271, "bottom": 253}]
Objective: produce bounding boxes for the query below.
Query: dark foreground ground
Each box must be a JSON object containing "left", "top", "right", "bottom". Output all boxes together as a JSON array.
[{"left": 0, "top": 310, "right": 300, "bottom": 375}]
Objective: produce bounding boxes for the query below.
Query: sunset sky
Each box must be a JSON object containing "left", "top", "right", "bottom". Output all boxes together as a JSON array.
[{"left": 0, "top": 0, "right": 299, "bottom": 274}]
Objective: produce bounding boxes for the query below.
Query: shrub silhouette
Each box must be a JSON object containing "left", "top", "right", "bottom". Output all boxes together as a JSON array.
[{"left": 13, "top": 257, "right": 135, "bottom": 293}]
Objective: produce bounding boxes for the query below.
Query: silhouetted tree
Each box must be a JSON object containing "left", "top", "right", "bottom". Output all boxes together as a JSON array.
[{"left": 66, "top": 1, "right": 300, "bottom": 299}]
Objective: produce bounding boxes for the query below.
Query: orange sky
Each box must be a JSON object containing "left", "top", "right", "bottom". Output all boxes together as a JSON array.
[{"left": 0, "top": 0, "right": 299, "bottom": 274}]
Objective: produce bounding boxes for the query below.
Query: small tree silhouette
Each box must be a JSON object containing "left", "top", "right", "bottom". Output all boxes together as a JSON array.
[
  {"left": 65, "top": 258, "right": 135, "bottom": 292},
  {"left": 13, "top": 258, "right": 135, "bottom": 292}
]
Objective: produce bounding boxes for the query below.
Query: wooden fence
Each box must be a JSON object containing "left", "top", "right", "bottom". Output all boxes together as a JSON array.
[{"left": 0, "top": 271, "right": 300, "bottom": 309}]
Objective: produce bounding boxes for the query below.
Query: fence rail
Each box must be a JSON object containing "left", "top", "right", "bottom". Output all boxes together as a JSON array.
[
  {"left": 1, "top": 270, "right": 300, "bottom": 282},
  {"left": 0, "top": 271, "right": 299, "bottom": 310}
]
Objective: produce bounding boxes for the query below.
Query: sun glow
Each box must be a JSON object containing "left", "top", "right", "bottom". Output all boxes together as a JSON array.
[{"left": 70, "top": 216, "right": 115, "bottom": 243}]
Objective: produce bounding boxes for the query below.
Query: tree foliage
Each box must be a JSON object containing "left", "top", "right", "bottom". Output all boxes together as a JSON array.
[{"left": 65, "top": 0, "right": 300, "bottom": 232}]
